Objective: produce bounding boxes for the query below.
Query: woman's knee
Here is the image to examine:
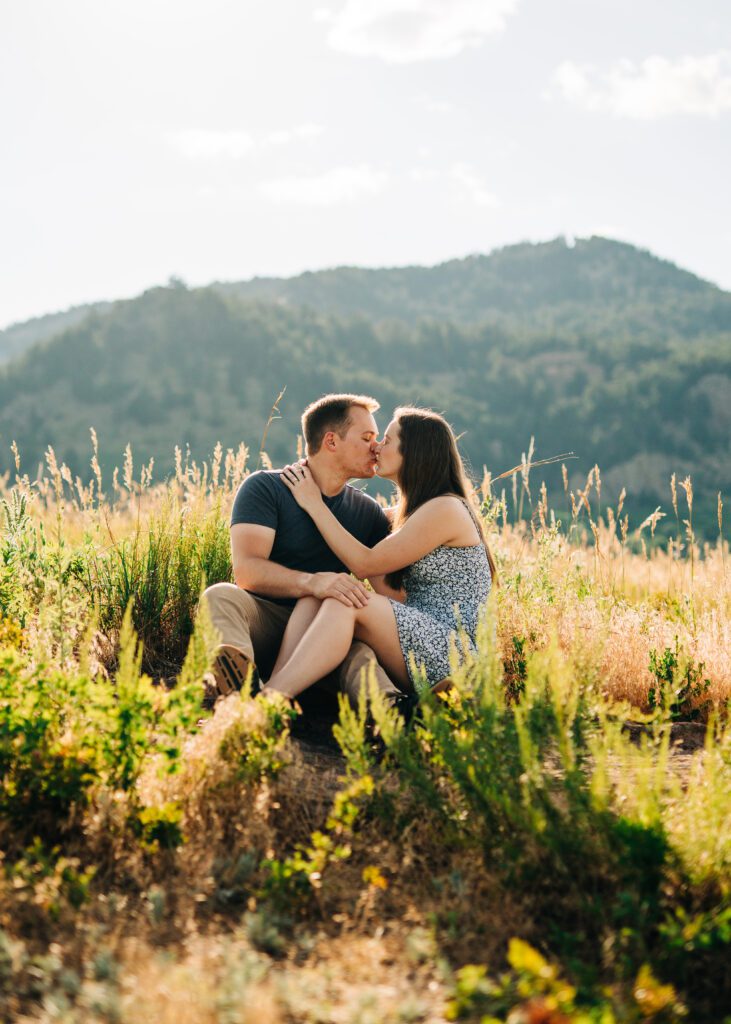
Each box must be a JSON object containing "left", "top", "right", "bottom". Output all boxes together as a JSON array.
[
  {"left": 353, "top": 595, "right": 388, "bottom": 635},
  {"left": 322, "top": 597, "right": 357, "bottom": 619}
]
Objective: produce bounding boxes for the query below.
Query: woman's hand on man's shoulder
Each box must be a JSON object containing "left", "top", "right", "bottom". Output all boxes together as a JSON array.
[{"left": 279, "top": 462, "right": 323, "bottom": 513}]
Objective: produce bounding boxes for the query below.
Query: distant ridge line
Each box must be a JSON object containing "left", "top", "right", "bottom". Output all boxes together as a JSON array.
[{"left": 1, "top": 235, "right": 725, "bottom": 367}]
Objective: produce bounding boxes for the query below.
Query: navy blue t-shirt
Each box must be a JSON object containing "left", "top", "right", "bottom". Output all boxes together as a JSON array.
[{"left": 231, "top": 470, "right": 390, "bottom": 606}]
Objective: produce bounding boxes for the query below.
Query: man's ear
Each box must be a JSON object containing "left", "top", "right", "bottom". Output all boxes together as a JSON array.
[{"left": 323, "top": 431, "right": 337, "bottom": 452}]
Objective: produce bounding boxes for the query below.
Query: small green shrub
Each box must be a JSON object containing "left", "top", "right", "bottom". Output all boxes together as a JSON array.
[
  {"left": 133, "top": 802, "right": 185, "bottom": 852},
  {"left": 446, "top": 939, "right": 686, "bottom": 1022},
  {"left": 350, "top": 625, "right": 725, "bottom": 1011},
  {"left": 0, "top": 650, "right": 99, "bottom": 835},
  {"left": 79, "top": 493, "right": 233, "bottom": 672},
  {"left": 260, "top": 775, "right": 374, "bottom": 914},
  {"left": 218, "top": 693, "right": 297, "bottom": 785},
  {"left": 87, "top": 600, "right": 214, "bottom": 792},
  {"left": 648, "top": 639, "right": 711, "bottom": 720},
  {"left": 243, "top": 908, "right": 291, "bottom": 956},
  {"left": 0, "top": 600, "right": 214, "bottom": 845},
  {"left": 0, "top": 491, "right": 47, "bottom": 626},
  {"left": 503, "top": 634, "right": 528, "bottom": 700},
  {"left": 660, "top": 904, "right": 731, "bottom": 955},
  {"left": 0, "top": 616, "right": 23, "bottom": 649},
  {"left": 6, "top": 839, "right": 95, "bottom": 923},
  {"left": 213, "top": 851, "right": 259, "bottom": 908}
]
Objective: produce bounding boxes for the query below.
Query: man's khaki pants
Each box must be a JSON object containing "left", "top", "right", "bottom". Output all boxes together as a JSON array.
[{"left": 202, "top": 582, "right": 404, "bottom": 707}]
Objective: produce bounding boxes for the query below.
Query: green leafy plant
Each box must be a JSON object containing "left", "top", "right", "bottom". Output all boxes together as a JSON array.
[
  {"left": 260, "top": 775, "right": 374, "bottom": 913},
  {"left": 0, "top": 491, "right": 48, "bottom": 626},
  {"left": 218, "top": 692, "right": 297, "bottom": 785},
  {"left": 78, "top": 494, "right": 233, "bottom": 673},
  {"left": 360, "top": 632, "right": 693, "bottom": 987},
  {"left": 648, "top": 639, "right": 711, "bottom": 720},
  {"left": 503, "top": 634, "right": 528, "bottom": 700},
  {"left": 446, "top": 939, "right": 686, "bottom": 1022},
  {"left": 0, "top": 650, "right": 99, "bottom": 835},
  {"left": 6, "top": 839, "right": 95, "bottom": 922},
  {"left": 133, "top": 802, "right": 185, "bottom": 853}
]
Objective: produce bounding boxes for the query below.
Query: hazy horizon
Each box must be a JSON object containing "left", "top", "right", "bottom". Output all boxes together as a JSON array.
[{"left": 1, "top": 229, "right": 724, "bottom": 331}]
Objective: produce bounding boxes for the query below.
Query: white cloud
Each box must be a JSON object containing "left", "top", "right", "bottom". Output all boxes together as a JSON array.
[
  {"left": 408, "top": 165, "right": 439, "bottom": 182},
  {"left": 169, "top": 130, "right": 255, "bottom": 160},
  {"left": 450, "top": 162, "right": 499, "bottom": 208},
  {"left": 553, "top": 52, "right": 731, "bottom": 118},
  {"left": 259, "top": 164, "right": 389, "bottom": 205},
  {"left": 411, "top": 93, "right": 456, "bottom": 113},
  {"left": 318, "top": 0, "right": 518, "bottom": 64},
  {"left": 264, "top": 123, "right": 325, "bottom": 146},
  {"left": 168, "top": 123, "right": 325, "bottom": 160}
]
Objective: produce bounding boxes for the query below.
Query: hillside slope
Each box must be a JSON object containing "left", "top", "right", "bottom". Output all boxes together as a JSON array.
[
  {"left": 215, "top": 236, "right": 730, "bottom": 336},
  {"left": 3, "top": 236, "right": 729, "bottom": 366},
  {"left": 0, "top": 301, "right": 112, "bottom": 365},
  {"left": 1, "top": 273, "right": 728, "bottom": 536}
]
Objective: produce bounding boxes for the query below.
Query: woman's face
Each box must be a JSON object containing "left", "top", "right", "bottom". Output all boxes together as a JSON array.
[{"left": 375, "top": 418, "right": 403, "bottom": 482}]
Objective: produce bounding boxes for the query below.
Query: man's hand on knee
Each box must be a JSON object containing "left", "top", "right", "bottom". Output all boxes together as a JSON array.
[{"left": 308, "top": 572, "right": 371, "bottom": 608}]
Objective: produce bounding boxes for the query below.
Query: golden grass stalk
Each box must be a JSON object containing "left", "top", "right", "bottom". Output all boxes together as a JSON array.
[
  {"left": 258, "top": 386, "right": 287, "bottom": 471},
  {"left": 569, "top": 491, "right": 577, "bottom": 516},
  {"left": 492, "top": 451, "right": 575, "bottom": 485},
  {"left": 90, "top": 427, "right": 104, "bottom": 506},
  {"left": 594, "top": 462, "right": 601, "bottom": 521},
  {"left": 719, "top": 492, "right": 726, "bottom": 590},
  {"left": 680, "top": 476, "right": 696, "bottom": 614},
  {"left": 719, "top": 492, "right": 724, "bottom": 538},
  {"left": 123, "top": 443, "right": 134, "bottom": 494}
]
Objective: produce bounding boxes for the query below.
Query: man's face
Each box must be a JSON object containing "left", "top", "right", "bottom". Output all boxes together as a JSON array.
[{"left": 337, "top": 405, "right": 380, "bottom": 479}]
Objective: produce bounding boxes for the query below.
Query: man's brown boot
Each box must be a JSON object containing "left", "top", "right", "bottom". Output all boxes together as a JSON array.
[{"left": 201, "top": 645, "right": 260, "bottom": 710}]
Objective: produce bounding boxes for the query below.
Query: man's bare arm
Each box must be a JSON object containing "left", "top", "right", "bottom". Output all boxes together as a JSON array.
[{"left": 231, "top": 524, "right": 371, "bottom": 608}]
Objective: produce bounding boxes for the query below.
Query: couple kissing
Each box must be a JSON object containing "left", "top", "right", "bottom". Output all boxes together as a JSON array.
[{"left": 201, "top": 393, "right": 496, "bottom": 719}]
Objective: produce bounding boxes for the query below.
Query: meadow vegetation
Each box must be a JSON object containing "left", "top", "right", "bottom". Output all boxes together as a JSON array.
[{"left": 0, "top": 437, "right": 729, "bottom": 1023}]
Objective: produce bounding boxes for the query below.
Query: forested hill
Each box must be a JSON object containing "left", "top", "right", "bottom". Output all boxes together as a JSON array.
[
  {"left": 2, "top": 236, "right": 729, "bottom": 366},
  {"left": 216, "top": 236, "right": 730, "bottom": 336},
  {"left": 0, "top": 247, "right": 729, "bottom": 537},
  {"left": 0, "top": 301, "right": 112, "bottom": 365}
]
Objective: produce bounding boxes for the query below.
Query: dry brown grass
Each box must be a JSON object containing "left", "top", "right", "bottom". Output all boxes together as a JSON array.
[
  {"left": 494, "top": 515, "right": 730, "bottom": 713},
  {"left": 2, "top": 443, "right": 729, "bottom": 712}
]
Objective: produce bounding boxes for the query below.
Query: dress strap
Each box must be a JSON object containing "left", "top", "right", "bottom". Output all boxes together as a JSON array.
[
  {"left": 454, "top": 495, "right": 494, "bottom": 584},
  {"left": 459, "top": 496, "right": 483, "bottom": 538}
]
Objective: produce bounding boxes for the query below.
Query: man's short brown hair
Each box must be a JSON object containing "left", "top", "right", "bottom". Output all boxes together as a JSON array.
[{"left": 301, "top": 393, "right": 380, "bottom": 455}]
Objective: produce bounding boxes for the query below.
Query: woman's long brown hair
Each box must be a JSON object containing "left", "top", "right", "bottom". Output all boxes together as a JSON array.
[{"left": 384, "top": 407, "right": 498, "bottom": 590}]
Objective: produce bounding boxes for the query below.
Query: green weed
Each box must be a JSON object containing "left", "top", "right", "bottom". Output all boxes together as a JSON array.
[{"left": 648, "top": 638, "right": 712, "bottom": 720}]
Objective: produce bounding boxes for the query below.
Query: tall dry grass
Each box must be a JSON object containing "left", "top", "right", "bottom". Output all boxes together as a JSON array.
[{"left": 1, "top": 436, "right": 728, "bottom": 710}]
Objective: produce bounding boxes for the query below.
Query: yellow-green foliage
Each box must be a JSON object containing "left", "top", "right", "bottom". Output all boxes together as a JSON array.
[{"left": 0, "top": 442, "right": 728, "bottom": 1022}]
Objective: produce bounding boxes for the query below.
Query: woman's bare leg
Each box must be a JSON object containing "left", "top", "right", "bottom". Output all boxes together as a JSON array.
[
  {"left": 263, "top": 594, "right": 409, "bottom": 701},
  {"left": 269, "top": 597, "right": 322, "bottom": 677}
]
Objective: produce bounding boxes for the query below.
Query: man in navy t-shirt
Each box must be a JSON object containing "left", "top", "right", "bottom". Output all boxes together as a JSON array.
[{"left": 201, "top": 393, "right": 404, "bottom": 708}]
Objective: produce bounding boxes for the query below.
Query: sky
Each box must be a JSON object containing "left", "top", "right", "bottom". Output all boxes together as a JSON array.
[{"left": 1, "top": 0, "right": 730, "bottom": 329}]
